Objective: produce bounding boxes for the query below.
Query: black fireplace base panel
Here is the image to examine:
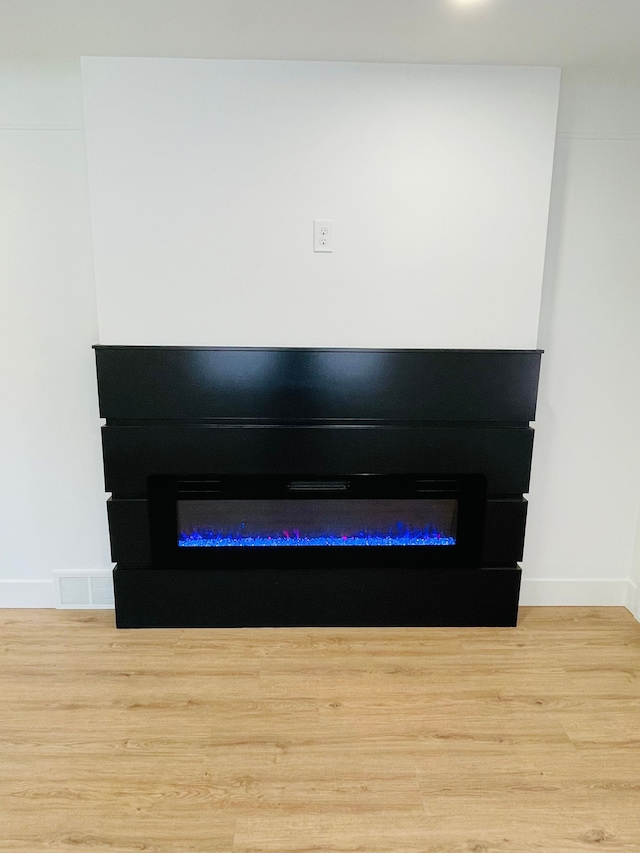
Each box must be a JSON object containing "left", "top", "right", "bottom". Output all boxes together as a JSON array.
[{"left": 113, "top": 566, "right": 522, "bottom": 628}]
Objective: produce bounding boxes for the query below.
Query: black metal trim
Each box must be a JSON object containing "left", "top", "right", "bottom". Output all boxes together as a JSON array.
[
  {"left": 147, "top": 473, "right": 486, "bottom": 571},
  {"left": 106, "top": 495, "right": 528, "bottom": 570}
]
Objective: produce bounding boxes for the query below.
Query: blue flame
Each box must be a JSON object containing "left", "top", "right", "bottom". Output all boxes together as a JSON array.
[{"left": 178, "top": 524, "right": 455, "bottom": 548}]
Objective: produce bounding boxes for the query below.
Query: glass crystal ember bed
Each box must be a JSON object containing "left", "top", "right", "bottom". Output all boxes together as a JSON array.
[{"left": 177, "top": 498, "right": 457, "bottom": 548}]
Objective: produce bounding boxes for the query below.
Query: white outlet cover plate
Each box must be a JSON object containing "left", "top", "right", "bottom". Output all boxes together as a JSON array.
[{"left": 313, "top": 219, "right": 333, "bottom": 252}]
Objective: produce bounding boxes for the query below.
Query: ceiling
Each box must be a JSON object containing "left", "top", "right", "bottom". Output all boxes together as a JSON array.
[{"left": 1, "top": 0, "right": 639, "bottom": 83}]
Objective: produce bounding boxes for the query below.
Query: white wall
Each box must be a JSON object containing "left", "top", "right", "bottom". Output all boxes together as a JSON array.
[
  {"left": 522, "top": 79, "right": 640, "bottom": 611},
  {"left": 0, "top": 61, "right": 112, "bottom": 606},
  {"left": 2, "top": 58, "right": 640, "bottom": 617},
  {"left": 81, "top": 59, "right": 560, "bottom": 348}
]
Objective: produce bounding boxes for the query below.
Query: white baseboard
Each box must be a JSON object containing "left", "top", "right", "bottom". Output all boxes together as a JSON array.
[
  {"left": 1, "top": 575, "right": 638, "bottom": 622},
  {"left": 520, "top": 578, "right": 628, "bottom": 607},
  {"left": 0, "top": 572, "right": 115, "bottom": 609},
  {"left": 625, "top": 579, "right": 640, "bottom": 622},
  {"left": 0, "top": 580, "right": 56, "bottom": 608}
]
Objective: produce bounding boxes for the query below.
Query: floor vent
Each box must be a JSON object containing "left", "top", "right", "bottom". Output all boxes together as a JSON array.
[{"left": 54, "top": 572, "right": 115, "bottom": 609}]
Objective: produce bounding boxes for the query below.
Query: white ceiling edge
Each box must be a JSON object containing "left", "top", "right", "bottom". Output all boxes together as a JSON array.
[
  {"left": 0, "top": 0, "right": 639, "bottom": 83},
  {"left": 3, "top": 55, "right": 639, "bottom": 141}
]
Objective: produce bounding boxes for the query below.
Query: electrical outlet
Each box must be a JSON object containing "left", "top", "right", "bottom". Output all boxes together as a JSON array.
[{"left": 313, "top": 219, "right": 333, "bottom": 253}]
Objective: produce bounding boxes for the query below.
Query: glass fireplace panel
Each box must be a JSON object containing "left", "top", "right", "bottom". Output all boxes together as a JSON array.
[{"left": 177, "top": 498, "right": 458, "bottom": 548}]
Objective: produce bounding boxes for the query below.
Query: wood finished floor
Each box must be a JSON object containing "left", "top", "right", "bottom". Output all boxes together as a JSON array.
[{"left": 1, "top": 607, "right": 639, "bottom": 853}]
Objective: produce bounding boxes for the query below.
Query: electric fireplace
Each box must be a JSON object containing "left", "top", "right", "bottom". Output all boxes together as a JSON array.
[
  {"left": 148, "top": 473, "right": 486, "bottom": 570},
  {"left": 94, "top": 346, "right": 542, "bottom": 628}
]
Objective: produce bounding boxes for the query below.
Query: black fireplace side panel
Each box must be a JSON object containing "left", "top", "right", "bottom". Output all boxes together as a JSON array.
[{"left": 94, "top": 346, "right": 542, "bottom": 628}]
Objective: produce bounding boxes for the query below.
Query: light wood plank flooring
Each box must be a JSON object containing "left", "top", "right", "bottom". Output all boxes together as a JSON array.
[{"left": 1, "top": 607, "right": 639, "bottom": 853}]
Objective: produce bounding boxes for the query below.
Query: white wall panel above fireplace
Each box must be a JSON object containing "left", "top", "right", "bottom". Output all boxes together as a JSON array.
[{"left": 81, "top": 59, "right": 559, "bottom": 349}]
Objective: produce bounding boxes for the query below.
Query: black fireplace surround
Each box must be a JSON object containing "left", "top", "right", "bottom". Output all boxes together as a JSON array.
[{"left": 94, "top": 346, "right": 542, "bottom": 628}]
